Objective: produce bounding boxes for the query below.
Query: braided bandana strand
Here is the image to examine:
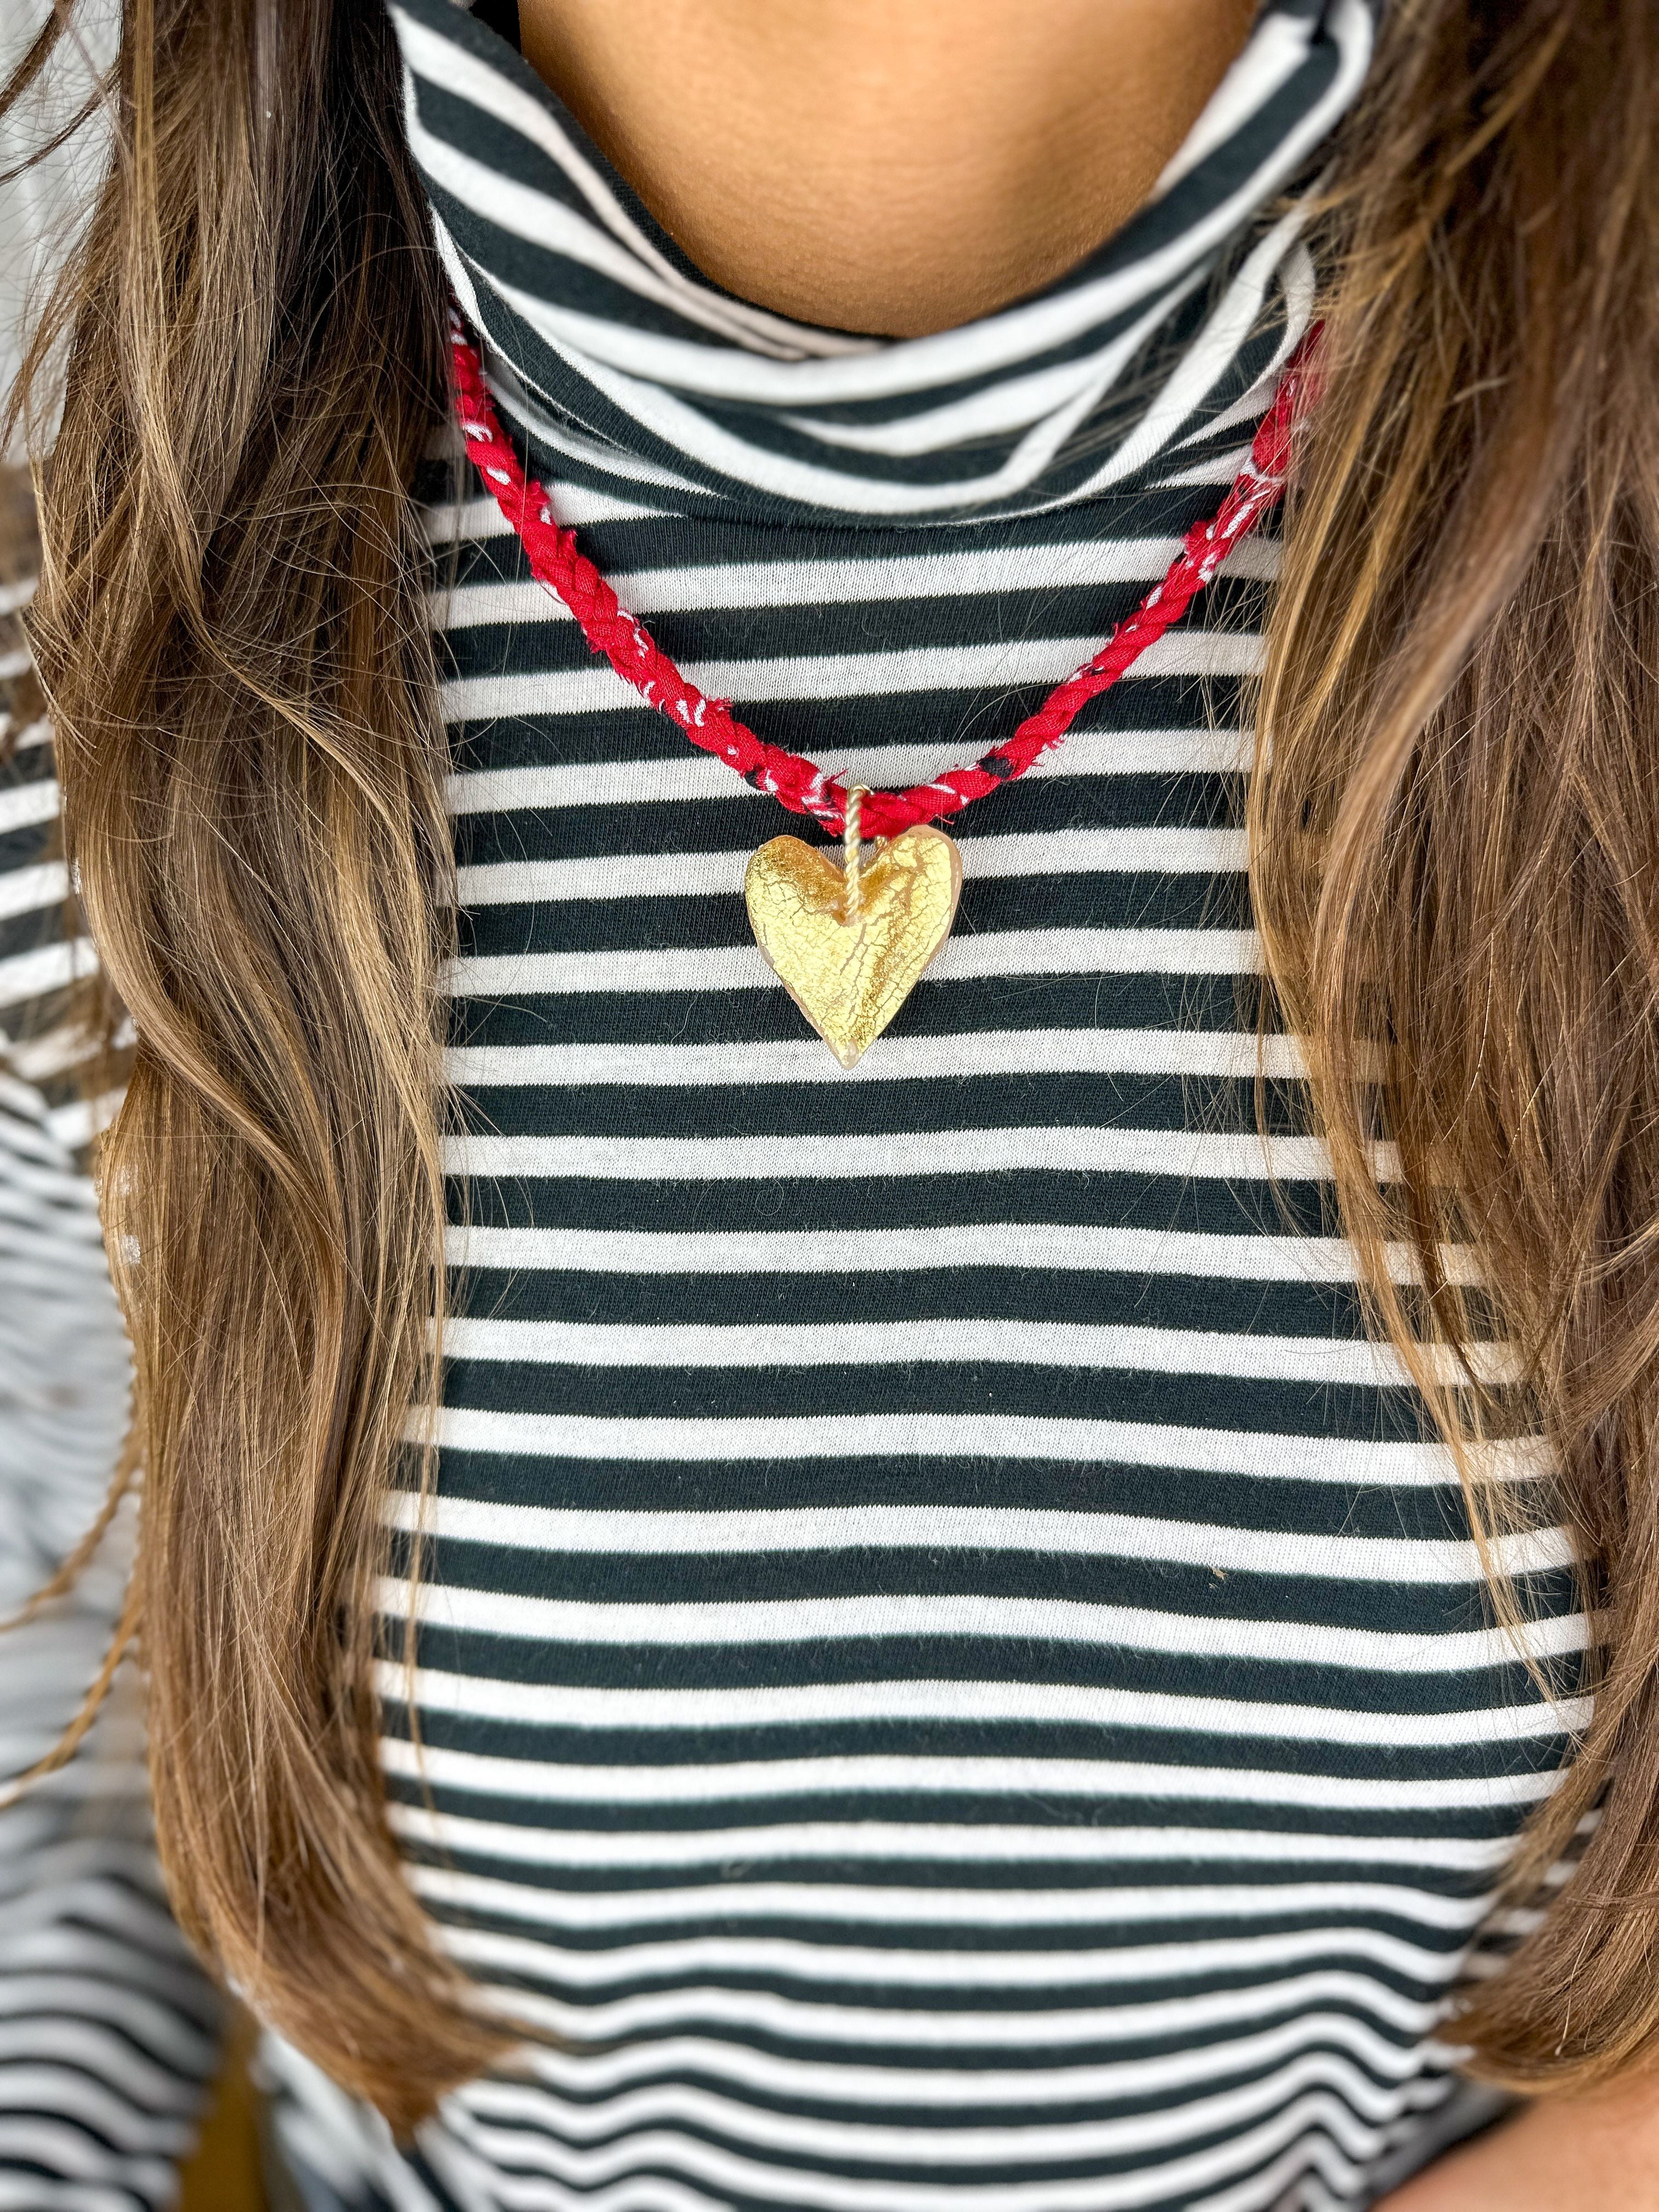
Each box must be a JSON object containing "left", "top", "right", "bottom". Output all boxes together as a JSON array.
[{"left": 449, "top": 308, "right": 1313, "bottom": 843}]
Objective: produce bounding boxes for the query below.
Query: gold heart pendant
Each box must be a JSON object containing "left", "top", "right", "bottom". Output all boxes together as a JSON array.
[{"left": 744, "top": 805, "right": 962, "bottom": 1070}]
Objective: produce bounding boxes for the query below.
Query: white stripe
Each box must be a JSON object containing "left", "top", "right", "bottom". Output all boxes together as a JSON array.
[
  {"left": 413, "top": 1865, "right": 1491, "bottom": 1937},
  {"left": 439, "top": 1126, "right": 1359, "bottom": 1188},
  {"left": 446, "top": 927, "right": 1257, "bottom": 998},
  {"left": 416, "top": 1401, "right": 1491, "bottom": 1482},
  {"left": 427, "top": 486, "right": 673, "bottom": 540},
  {"left": 387, "top": 1493, "right": 1568, "bottom": 1583},
  {"left": 0, "top": 939, "right": 96, "bottom": 1013},
  {"left": 447, "top": 1029, "right": 1305, "bottom": 1087},
  {"left": 438, "top": 628, "right": 1262, "bottom": 724},
  {"left": 462, "top": 1959, "right": 1445, "bottom": 2056},
  {"left": 385, "top": 1661, "right": 1583, "bottom": 1749},
  {"left": 456, "top": 826, "right": 1248, "bottom": 902},
  {"left": 0, "top": 2137, "right": 171, "bottom": 2204},
  {"left": 433, "top": 1311, "right": 1492, "bottom": 1387},
  {"left": 787, "top": 331, "right": 1201, "bottom": 460},
  {"left": 418, "top": 1398, "right": 1522, "bottom": 1486},
  {"left": 0, "top": 861, "right": 67, "bottom": 923},
  {"left": 446, "top": 730, "right": 1253, "bottom": 817},
  {"left": 0, "top": 778, "right": 59, "bottom": 836},
  {"left": 0, "top": 2068, "right": 189, "bottom": 2155},
  {"left": 1162, "top": 449, "right": 1254, "bottom": 487},
  {"left": 506, "top": 2010, "right": 1457, "bottom": 2112},
  {"left": 0, "top": 1976, "right": 211, "bottom": 2069},
  {"left": 445, "top": 1918, "right": 1468, "bottom": 1997},
  {"left": 383, "top": 1733, "right": 1565, "bottom": 1814},
  {"left": 386, "top": 1579, "right": 1580, "bottom": 1675},
  {"left": 0, "top": 2020, "right": 191, "bottom": 2119},
  {"left": 442, "top": 1219, "right": 1475, "bottom": 1286},
  {"left": 387, "top": 1803, "right": 1523, "bottom": 1878},
  {"left": 1, "top": 1025, "right": 104, "bottom": 1086},
  {"left": 432, "top": 539, "right": 1281, "bottom": 629},
  {"left": 432, "top": 1306, "right": 1508, "bottom": 1389}
]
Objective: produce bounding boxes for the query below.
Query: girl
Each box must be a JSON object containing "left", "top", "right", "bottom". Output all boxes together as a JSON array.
[{"left": 1, "top": 0, "right": 1655, "bottom": 2205}]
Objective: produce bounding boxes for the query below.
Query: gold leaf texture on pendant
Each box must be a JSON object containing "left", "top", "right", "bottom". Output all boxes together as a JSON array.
[{"left": 744, "top": 826, "right": 963, "bottom": 1070}]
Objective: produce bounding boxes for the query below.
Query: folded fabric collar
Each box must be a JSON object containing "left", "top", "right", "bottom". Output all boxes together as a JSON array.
[{"left": 389, "top": 0, "right": 1378, "bottom": 520}]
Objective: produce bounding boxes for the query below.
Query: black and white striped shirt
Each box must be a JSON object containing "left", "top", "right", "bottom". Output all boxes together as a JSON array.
[{"left": 0, "top": 2, "right": 1584, "bottom": 2205}]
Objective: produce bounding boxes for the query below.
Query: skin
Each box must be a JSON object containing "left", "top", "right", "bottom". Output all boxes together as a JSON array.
[
  {"left": 517, "top": 0, "right": 1257, "bottom": 335},
  {"left": 513, "top": 3, "right": 1659, "bottom": 2201}
]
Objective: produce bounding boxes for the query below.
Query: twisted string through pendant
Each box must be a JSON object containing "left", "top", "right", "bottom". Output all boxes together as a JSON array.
[{"left": 843, "top": 786, "right": 866, "bottom": 921}]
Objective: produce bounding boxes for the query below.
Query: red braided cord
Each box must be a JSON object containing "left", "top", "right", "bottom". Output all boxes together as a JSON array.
[{"left": 449, "top": 306, "right": 1315, "bottom": 842}]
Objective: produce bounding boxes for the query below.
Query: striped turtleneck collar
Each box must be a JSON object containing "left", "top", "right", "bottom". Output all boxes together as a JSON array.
[{"left": 386, "top": 0, "right": 1375, "bottom": 519}]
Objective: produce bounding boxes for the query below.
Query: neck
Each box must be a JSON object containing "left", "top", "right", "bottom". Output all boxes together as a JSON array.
[{"left": 517, "top": 0, "right": 1257, "bottom": 337}]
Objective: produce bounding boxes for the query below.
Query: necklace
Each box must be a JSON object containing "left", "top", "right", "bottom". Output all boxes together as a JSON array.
[{"left": 448, "top": 311, "right": 1311, "bottom": 1068}]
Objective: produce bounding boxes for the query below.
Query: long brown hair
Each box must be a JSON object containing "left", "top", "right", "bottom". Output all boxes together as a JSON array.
[
  {"left": 4, "top": 0, "right": 506, "bottom": 2122},
  {"left": 1256, "top": 0, "right": 1659, "bottom": 2089},
  {"left": 3, "top": 0, "right": 1657, "bottom": 2129}
]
